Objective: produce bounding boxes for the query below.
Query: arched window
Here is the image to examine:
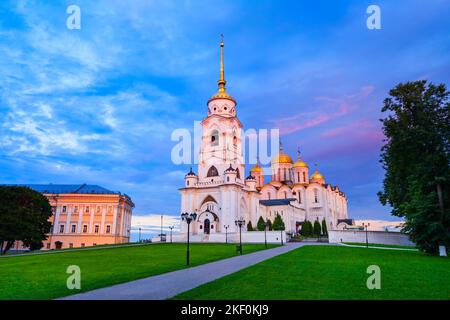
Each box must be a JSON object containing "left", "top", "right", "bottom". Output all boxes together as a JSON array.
[
  {"left": 211, "top": 130, "right": 219, "bottom": 146},
  {"left": 297, "top": 172, "right": 300, "bottom": 183},
  {"left": 236, "top": 168, "right": 240, "bottom": 179},
  {"left": 207, "top": 166, "right": 219, "bottom": 177},
  {"left": 298, "top": 191, "right": 302, "bottom": 203},
  {"left": 303, "top": 172, "right": 306, "bottom": 183},
  {"left": 314, "top": 189, "right": 319, "bottom": 203}
]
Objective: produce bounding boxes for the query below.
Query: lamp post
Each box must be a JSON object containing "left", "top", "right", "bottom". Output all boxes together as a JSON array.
[
  {"left": 264, "top": 220, "right": 269, "bottom": 249},
  {"left": 181, "top": 212, "right": 197, "bottom": 266},
  {"left": 138, "top": 227, "right": 141, "bottom": 243},
  {"left": 363, "top": 222, "right": 370, "bottom": 248},
  {"left": 161, "top": 215, "right": 163, "bottom": 242},
  {"left": 224, "top": 225, "right": 229, "bottom": 244},
  {"left": 235, "top": 217, "right": 245, "bottom": 255},
  {"left": 169, "top": 226, "right": 174, "bottom": 243}
]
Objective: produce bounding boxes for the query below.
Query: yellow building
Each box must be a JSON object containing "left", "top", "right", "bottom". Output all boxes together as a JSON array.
[{"left": 19, "top": 184, "right": 134, "bottom": 250}]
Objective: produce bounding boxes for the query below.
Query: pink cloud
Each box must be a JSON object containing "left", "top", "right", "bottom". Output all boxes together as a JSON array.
[{"left": 270, "top": 86, "right": 375, "bottom": 136}]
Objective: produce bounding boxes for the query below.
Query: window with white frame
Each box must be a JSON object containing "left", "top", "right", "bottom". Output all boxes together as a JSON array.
[
  {"left": 71, "top": 224, "right": 76, "bottom": 233},
  {"left": 59, "top": 224, "right": 65, "bottom": 233}
]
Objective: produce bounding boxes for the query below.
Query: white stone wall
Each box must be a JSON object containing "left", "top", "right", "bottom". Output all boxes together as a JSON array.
[
  {"left": 328, "top": 230, "right": 415, "bottom": 246},
  {"left": 168, "top": 231, "right": 287, "bottom": 244}
]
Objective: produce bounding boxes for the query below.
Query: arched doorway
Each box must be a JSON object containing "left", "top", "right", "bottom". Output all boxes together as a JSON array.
[
  {"left": 204, "top": 219, "right": 211, "bottom": 234},
  {"left": 55, "top": 241, "right": 63, "bottom": 250}
]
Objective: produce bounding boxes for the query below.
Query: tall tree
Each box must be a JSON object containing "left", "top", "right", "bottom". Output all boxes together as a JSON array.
[
  {"left": 321, "top": 219, "right": 328, "bottom": 237},
  {"left": 257, "top": 216, "right": 266, "bottom": 231},
  {"left": 246, "top": 221, "right": 254, "bottom": 231},
  {"left": 0, "top": 186, "right": 52, "bottom": 255},
  {"left": 272, "top": 214, "right": 285, "bottom": 231},
  {"left": 379, "top": 80, "right": 450, "bottom": 254},
  {"left": 300, "top": 219, "right": 311, "bottom": 236},
  {"left": 313, "top": 220, "right": 322, "bottom": 237}
]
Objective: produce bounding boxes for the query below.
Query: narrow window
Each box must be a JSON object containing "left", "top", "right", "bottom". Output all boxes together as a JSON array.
[
  {"left": 303, "top": 172, "right": 306, "bottom": 183},
  {"left": 71, "top": 225, "right": 76, "bottom": 233},
  {"left": 94, "top": 225, "right": 99, "bottom": 233},
  {"left": 211, "top": 130, "right": 219, "bottom": 146},
  {"left": 83, "top": 225, "right": 88, "bottom": 233},
  {"left": 85, "top": 206, "right": 89, "bottom": 213},
  {"left": 106, "top": 225, "right": 111, "bottom": 234},
  {"left": 62, "top": 206, "right": 67, "bottom": 213},
  {"left": 59, "top": 225, "right": 64, "bottom": 233},
  {"left": 314, "top": 189, "right": 319, "bottom": 203}
]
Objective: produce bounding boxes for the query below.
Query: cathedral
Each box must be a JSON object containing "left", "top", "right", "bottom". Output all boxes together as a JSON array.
[{"left": 179, "top": 39, "right": 351, "bottom": 241}]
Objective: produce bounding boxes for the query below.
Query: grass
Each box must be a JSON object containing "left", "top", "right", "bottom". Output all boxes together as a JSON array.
[
  {"left": 173, "top": 245, "right": 450, "bottom": 300},
  {"left": 0, "top": 243, "right": 274, "bottom": 300},
  {"left": 343, "top": 242, "right": 417, "bottom": 250}
]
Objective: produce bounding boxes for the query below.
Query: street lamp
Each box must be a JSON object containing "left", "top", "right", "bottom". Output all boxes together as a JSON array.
[
  {"left": 224, "top": 225, "right": 229, "bottom": 244},
  {"left": 363, "top": 222, "right": 370, "bottom": 248},
  {"left": 169, "top": 226, "right": 174, "bottom": 243},
  {"left": 138, "top": 227, "right": 141, "bottom": 243},
  {"left": 235, "top": 217, "right": 245, "bottom": 255},
  {"left": 181, "top": 212, "right": 197, "bottom": 266},
  {"left": 264, "top": 219, "right": 269, "bottom": 249}
]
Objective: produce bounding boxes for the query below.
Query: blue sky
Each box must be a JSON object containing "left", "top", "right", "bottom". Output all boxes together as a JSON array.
[{"left": 1, "top": 0, "right": 449, "bottom": 237}]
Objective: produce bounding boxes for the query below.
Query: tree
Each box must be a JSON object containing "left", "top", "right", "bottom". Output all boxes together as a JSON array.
[
  {"left": 267, "top": 219, "right": 273, "bottom": 231},
  {"left": 247, "top": 221, "right": 254, "bottom": 231},
  {"left": 300, "top": 220, "right": 311, "bottom": 236},
  {"left": 321, "top": 219, "right": 328, "bottom": 236},
  {"left": 0, "top": 186, "right": 52, "bottom": 255},
  {"left": 272, "top": 214, "right": 285, "bottom": 231},
  {"left": 257, "top": 216, "right": 266, "bottom": 231},
  {"left": 313, "top": 220, "right": 322, "bottom": 237},
  {"left": 378, "top": 80, "right": 450, "bottom": 254}
]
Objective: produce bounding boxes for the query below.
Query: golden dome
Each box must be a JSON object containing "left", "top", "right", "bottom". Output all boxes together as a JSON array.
[
  {"left": 272, "top": 153, "right": 293, "bottom": 164},
  {"left": 311, "top": 170, "right": 324, "bottom": 181},
  {"left": 293, "top": 149, "right": 308, "bottom": 168},
  {"left": 271, "top": 142, "right": 293, "bottom": 164},
  {"left": 250, "top": 163, "right": 263, "bottom": 173}
]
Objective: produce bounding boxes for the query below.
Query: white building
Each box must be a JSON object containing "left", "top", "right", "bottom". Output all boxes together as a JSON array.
[{"left": 178, "top": 39, "right": 351, "bottom": 242}]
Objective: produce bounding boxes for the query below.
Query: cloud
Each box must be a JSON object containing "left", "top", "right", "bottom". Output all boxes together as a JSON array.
[
  {"left": 131, "top": 214, "right": 180, "bottom": 234},
  {"left": 270, "top": 86, "right": 375, "bottom": 136}
]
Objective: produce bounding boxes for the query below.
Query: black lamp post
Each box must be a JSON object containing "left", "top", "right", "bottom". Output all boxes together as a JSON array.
[
  {"left": 264, "top": 219, "right": 269, "bottom": 249},
  {"left": 138, "top": 227, "right": 141, "bottom": 243},
  {"left": 363, "top": 222, "right": 370, "bottom": 248},
  {"left": 235, "top": 217, "right": 245, "bottom": 255},
  {"left": 224, "top": 225, "right": 229, "bottom": 244},
  {"left": 169, "top": 226, "right": 174, "bottom": 243},
  {"left": 181, "top": 212, "right": 197, "bottom": 266}
]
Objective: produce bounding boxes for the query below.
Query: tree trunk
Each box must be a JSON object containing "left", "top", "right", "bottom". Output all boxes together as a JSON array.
[
  {"left": 0, "top": 240, "right": 4, "bottom": 255},
  {"left": 3, "top": 240, "right": 15, "bottom": 255},
  {"left": 436, "top": 183, "right": 446, "bottom": 253}
]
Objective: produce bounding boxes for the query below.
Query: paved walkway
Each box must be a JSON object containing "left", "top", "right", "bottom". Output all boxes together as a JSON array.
[{"left": 61, "top": 242, "right": 315, "bottom": 300}]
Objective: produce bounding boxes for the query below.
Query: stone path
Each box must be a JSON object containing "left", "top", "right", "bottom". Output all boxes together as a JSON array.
[{"left": 61, "top": 242, "right": 317, "bottom": 300}]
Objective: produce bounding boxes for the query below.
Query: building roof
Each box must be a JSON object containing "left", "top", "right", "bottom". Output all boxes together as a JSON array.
[
  {"left": 3, "top": 184, "right": 121, "bottom": 195},
  {"left": 259, "top": 198, "right": 296, "bottom": 206}
]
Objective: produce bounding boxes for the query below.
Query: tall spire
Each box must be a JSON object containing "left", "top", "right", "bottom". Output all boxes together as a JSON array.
[
  {"left": 297, "top": 147, "right": 301, "bottom": 160},
  {"left": 218, "top": 34, "right": 226, "bottom": 93}
]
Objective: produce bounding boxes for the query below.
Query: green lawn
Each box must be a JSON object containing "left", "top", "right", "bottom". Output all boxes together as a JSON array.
[
  {"left": 0, "top": 243, "right": 274, "bottom": 300},
  {"left": 173, "top": 245, "right": 450, "bottom": 300},
  {"left": 343, "top": 242, "right": 417, "bottom": 250}
]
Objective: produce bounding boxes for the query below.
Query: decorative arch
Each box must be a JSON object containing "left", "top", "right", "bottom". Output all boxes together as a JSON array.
[
  {"left": 200, "top": 195, "right": 218, "bottom": 207},
  {"left": 207, "top": 166, "right": 219, "bottom": 177},
  {"left": 236, "top": 168, "right": 240, "bottom": 179}
]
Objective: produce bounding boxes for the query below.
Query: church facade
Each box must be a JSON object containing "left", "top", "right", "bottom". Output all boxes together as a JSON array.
[{"left": 179, "top": 39, "right": 351, "bottom": 240}]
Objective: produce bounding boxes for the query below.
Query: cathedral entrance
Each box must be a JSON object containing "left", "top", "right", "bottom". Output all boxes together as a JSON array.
[{"left": 204, "top": 219, "right": 211, "bottom": 234}]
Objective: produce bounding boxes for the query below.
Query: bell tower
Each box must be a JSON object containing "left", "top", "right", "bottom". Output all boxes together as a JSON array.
[{"left": 198, "top": 36, "right": 244, "bottom": 182}]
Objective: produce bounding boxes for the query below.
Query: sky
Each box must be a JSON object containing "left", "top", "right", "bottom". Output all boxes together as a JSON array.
[{"left": 0, "top": 1, "right": 449, "bottom": 240}]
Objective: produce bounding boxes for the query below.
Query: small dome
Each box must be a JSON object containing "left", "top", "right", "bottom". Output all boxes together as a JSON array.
[
  {"left": 245, "top": 174, "right": 256, "bottom": 180},
  {"left": 310, "top": 170, "right": 324, "bottom": 181},
  {"left": 250, "top": 162, "right": 263, "bottom": 173},
  {"left": 293, "top": 148, "right": 308, "bottom": 168},
  {"left": 293, "top": 160, "right": 308, "bottom": 168},
  {"left": 224, "top": 164, "right": 236, "bottom": 173},
  {"left": 271, "top": 153, "right": 293, "bottom": 164},
  {"left": 185, "top": 167, "right": 197, "bottom": 177}
]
